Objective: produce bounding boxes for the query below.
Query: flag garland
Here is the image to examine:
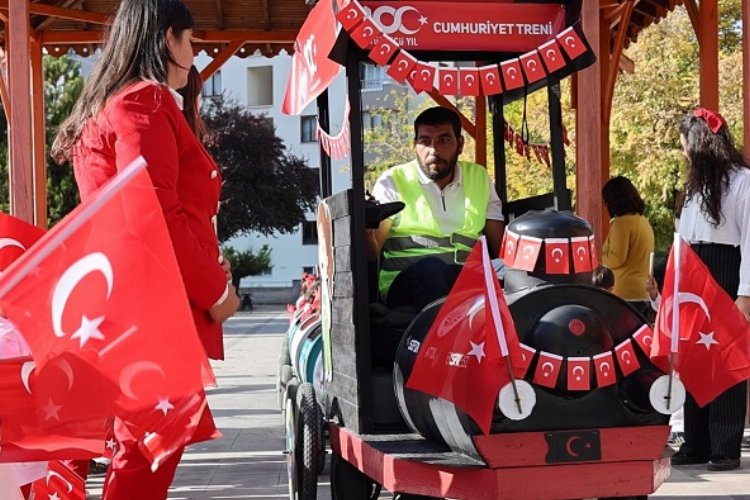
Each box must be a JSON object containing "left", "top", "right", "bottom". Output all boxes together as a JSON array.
[
  {"left": 501, "top": 229, "right": 598, "bottom": 275},
  {"left": 316, "top": 100, "right": 351, "bottom": 160},
  {"left": 335, "top": 0, "right": 582, "bottom": 167}
]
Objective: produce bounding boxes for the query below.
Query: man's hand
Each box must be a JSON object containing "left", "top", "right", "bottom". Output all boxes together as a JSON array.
[
  {"left": 219, "top": 255, "right": 232, "bottom": 281},
  {"left": 736, "top": 295, "right": 750, "bottom": 322},
  {"left": 209, "top": 284, "right": 240, "bottom": 323}
]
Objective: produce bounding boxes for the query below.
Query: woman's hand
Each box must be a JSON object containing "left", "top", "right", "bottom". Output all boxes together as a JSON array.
[
  {"left": 645, "top": 276, "right": 659, "bottom": 300},
  {"left": 735, "top": 295, "right": 750, "bottom": 322},
  {"left": 209, "top": 284, "right": 240, "bottom": 323}
]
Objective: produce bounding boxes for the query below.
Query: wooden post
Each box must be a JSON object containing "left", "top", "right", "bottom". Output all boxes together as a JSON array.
[
  {"left": 31, "top": 38, "right": 46, "bottom": 229},
  {"left": 744, "top": 0, "right": 750, "bottom": 162},
  {"left": 8, "top": 0, "right": 34, "bottom": 223},
  {"left": 475, "top": 96, "right": 487, "bottom": 166},
  {"left": 575, "top": 0, "right": 604, "bottom": 245},
  {"left": 699, "top": 0, "right": 719, "bottom": 111}
]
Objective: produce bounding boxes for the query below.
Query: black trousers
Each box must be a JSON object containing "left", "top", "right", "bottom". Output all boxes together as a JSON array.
[
  {"left": 680, "top": 243, "right": 748, "bottom": 460},
  {"left": 386, "top": 257, "right": 462, "bottom": 311}
]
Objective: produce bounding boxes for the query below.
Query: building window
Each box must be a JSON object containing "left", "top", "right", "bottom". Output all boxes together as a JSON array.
[
  {"left": 309, "top": 167, "right": 321, "bottom": 196},
  {"left": 361, "top": 63, "right": 385, "bottom": 91},
  {"left": 303, "top": 266, "right": 315, "bottom": 275},
  {"left": 247, "top": 66, "right": 273, "bottom": 106},
  {"left": 302, "top": 220, "right": 318, "bottom": 245},
  {"left": 202, "top": 70, "right": 222, "bottom": 97},
  {"left": 301, "top": 115, "right": 318, "bottom": 143},
  {"left": 259, "top": 266, "right": 273, "bottom": 276}
]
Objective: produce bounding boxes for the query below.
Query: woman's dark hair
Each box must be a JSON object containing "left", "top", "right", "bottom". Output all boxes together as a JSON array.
[
  {"left": 602, "top": 176, "right": 645, "bottom": 217},
  {"left": 414, "top": 106, "right": 462, "bottom": 140},
  {"left": 591, "top": 265, "right": 615, "bottom": 290},
  {"left": 178, "top": 66, "right": 209, "bottom": 143},
  {"left": 679, "top": 113, "right": 749, "bottom": 227},
  {"left": 52, "top": 0, "right": 194, "bottom": 161}
]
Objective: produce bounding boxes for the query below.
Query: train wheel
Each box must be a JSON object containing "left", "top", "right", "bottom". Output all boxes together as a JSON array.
[
  {"left": 330, "top": 453, "right": 379, "bottom": 500},
  {"left": 295, "top": 383, "right": 322, "bottom": 499},
  {"left": 285, "top": 393, "right": 298, "bottom": 500}
]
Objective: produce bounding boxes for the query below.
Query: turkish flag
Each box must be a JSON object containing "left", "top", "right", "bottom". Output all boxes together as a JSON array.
[
  {"left": 514, "top": 235, "right": 543, "bottom": 272},
  {"left": 557, "top": 26, "right": 587, "bottom": 60},
  {"left": 500, "top": 59, "right": 524, "bottom": 91},
  {"left": 460, "top": 68, "right": 481, "bottom": 97},
  {"left": 533, "top": 351, "right": 563, "bottom": 389},
  {"left": 632, "top": 324, "right": 653, "bottom": 355},
  {"left": 335, "top": 1, "right": 366, "bottom": 31},
  {"left": 411, "top": 62, "right": 436, "bottom": 92},
  {"left": 369, "top": 34, "right": 398, "bottom": 66},
  {"left": 544, "top": 238, "right": 570, "bottom": 274},
  {"left": 30, "top": 460, "right": 85, "bottom": 500},
  {"left": 519, "top": 50, "right": 546, "bottom": 83},
  {"left": 406, "top": 237, "right": 526, "bottom": 433},
  {"left": 539, "top": 39, "right": 566, "bottom": 72},
  {"left": 438, "top": 67, "right": 459, "bottom": 95},
  {"left": 517, "top": 343, "right": 536, "bottom": 378},
  {"left": 387, "top": 51, "right": 417, "bottom": 84},
  {"left": 502, "top": 230, "right": 520, "bottom": 266},
  {"left": 589, "top": 235, "right": 599, "bottom": 268},
  {"left": 652, "top": 238, "right": 750, "bottom": 406},
  {"left": 593, "top": 352, "right": 616, "bottom": 387},
  {"left": 614, "top": 338, "right": 640, "bottom": 376},
  {"left": 566, "top": 357, "right": 591, "bottom": 391},
  {"left": 479, "top": 64, "right": 502, "bottom": 96},
  {"left": 0, "top": 212, "right": 44, "bottom": 272},
  {"left": 0, "top": 158, "right": 212, "bottom": 465},
  {"left": 281, "top": 0, "right": 341, "bottom": 115},
  {"left": 571, "top": 236, "right": 592, "bottom": 273},
  {"left": 349, "top": 19, "right": 379, "bottom": 49}
]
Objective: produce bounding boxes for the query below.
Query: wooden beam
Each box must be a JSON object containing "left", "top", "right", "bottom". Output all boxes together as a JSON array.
[
  {"left": 604, "top": 0, "right": 635, "bottom": 125},
  {"left": 0, "top": 0, "right": 110, "bottom": 25},
  {"left": 30, "top": 38, "right": 46, "bottom": 229},
  {"left": 41, "top": 28, "right": 298, "bottom": 46},
  {"left": 744, "top": 0, "right": 750, "bottom": 163},
  {"left": 8, "top": 0, "right": 34, "bottom": 222},
  {"left": 200, "top": 40, "right": 245, "bottom": 83},
  {"left": 426, "top": 91, "right": 476, "bottom": 137},
  {"left": 213, "top": 0, "right": 225, "bottom": 30},
  {"left": 683, "top": 0, "right": 700, "bottom": 36},
  {"left": 262, "top": 0, "right": 271, "bottom": 30},
  {"left": 699, "top": 0, "right": 719, "bottom": 111},
  {"left": 40, "top": 30, "right": 105, "bottom": 44},
  {"left": 34, "top": 0, "right": 85, "bottom": 33},
  {"left": 576, "top": 0, "right": 605, "bottom": 245},
  {"left": 475, "top": 96, "right": 487, "bottom": 166}
]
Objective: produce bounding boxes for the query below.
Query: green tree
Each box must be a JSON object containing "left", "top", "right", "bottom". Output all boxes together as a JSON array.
[
  {"left": 204, "top": 100, "right": 319, "bottom": 242},
  {"left": 221, "top": 244, "right": 272, "bottom": 290}
]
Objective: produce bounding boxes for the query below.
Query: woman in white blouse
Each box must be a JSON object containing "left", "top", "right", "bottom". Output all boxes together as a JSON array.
[{"left": 670, "top": 108, "right": 750, "bottom": 472}]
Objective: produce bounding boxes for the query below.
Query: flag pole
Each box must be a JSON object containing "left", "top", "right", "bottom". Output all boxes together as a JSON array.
[
  {"left": 480, "top": 236, "right": 522, "bottom": 414},
  {"left": 667, "top": 232, "right": 681, "bottom": 410}
]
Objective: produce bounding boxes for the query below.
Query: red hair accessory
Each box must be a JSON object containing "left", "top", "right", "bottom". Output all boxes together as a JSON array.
[{"left": 693, "top": 107, "right": 726, "bottom": 134}]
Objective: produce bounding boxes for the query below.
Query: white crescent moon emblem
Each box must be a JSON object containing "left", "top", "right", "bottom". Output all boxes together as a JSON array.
[
  {"left": 55, "top": 358, "right": 75, "bottom": 392},
  {"left": 380, "top": 44, "right": 392, "bottom": 55},
  {"left": 0, "top": 238, "right": 25, "bottom": 252},
  {"left": 678, "top": 292, "right": 712, "bottom": 321},
  {"left": 47, "top": 470, "right": 73, "bottom": 493},
  {"left": 620, "top": 350, "right": 631, "bottom": 363},
  {"left": 363, "top": 26, "right": 374, "bottom": 37},
  {"left": 565, "top": 436, "right": 581, "bottom": 457},
  {"left": 546, "top": 49, "right": 557, "bottom": 61},
  {"left": 398, "top": 60, "right": 409, "bottom": 71},
  {"left": 541, "top": 361, "right": 554, "bottom": 376},
  {"left": 444, "top": 74, "right": 454, "bottom": 84},
  {"left": 420, "top": 69, "right": 431, "bottom": 80},
  {"left": 643, "top": 335, "right": 652, "bottom": 347},
  {"left": 486, "top": 73, "right": 495, "bottom": 84},
  {"left": 51, "top": 252, "right": 113, "bottom": 339},
  {"left": 21, "top": 360, "right": 35, "bottom": 394},
  {"left": 599, "top": 361, "right": 610, "bottom": 374},
  {"left": 346, "top": 9, "right": 359, "bottom": 20},
  {"left": 467, "top": 296, "right": 485, "bottom": 330},
  {"left": 394, "top": 6, "right": 421, "bottom": 35},
  {"left": 572, "top": 365, "right": 584, "bottom": 379},
  {"left": 527, "top": 60, "right": 537, "bottom": 71},
  {"left": 507, "top": 67, "right": 517, "bottom": 78},
  {"left": 523, "top": 246, "right": 534, "bottom": 258},
  {"left": 465, "top": 75, "right": 475, "bottom": 85},
  {"left": 551, "top": 248, "right": 563, "bottom": 260},
  {"left": 506, "top": 241, "right": 515, "bottom": 255},
  {"left": 565, "top": 36, "right": 576, "bottom": 47},
  {"left": 119, "top": 361, "right": 165, "bottom": 400}
]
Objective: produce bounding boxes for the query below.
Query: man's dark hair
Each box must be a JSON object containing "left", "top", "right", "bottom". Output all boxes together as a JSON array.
[
  {"left": 602, "top": 176, "right": 646, "bottom": 217},
  {"left": 591, "top": 265, "right": 615, "bottom": 290},
  {"left": 414, "top": 106, "right": 462, "bottom": 140}
]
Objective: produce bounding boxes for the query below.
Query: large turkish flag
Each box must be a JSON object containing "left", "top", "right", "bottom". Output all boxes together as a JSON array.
[
  {"left": 0, "top": 158, "right": 213, "bottom": 463},
  {"left": 652, "top": 237, "right": 750, "bottom": 406},
  {"left": 406, "top": 237, "right": 525, "bottom": 433},
  {"left": 0, "top": 212, "right": 45, "bottom": 271}
]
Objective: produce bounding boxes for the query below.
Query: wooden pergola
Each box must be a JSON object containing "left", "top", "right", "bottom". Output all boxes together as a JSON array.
[{"left": 0, "top": 0, "right": 746, "bottom": 243}]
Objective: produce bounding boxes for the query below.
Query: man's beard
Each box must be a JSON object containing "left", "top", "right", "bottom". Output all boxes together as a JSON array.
[{"left": 419, "top": 153, "right": 458, "bottom": 182}]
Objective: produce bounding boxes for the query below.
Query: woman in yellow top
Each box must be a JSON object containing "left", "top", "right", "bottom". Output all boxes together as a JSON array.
[{"left": 601, "top": 176, "right": 655, "bottom": 319}]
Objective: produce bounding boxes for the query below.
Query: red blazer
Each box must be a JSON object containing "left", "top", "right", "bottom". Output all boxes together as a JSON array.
[{"left": 73, "top": 81, "right": 227, "bottom": 359}]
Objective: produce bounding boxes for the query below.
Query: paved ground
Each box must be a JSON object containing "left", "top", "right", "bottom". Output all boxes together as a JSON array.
[{"left": 86, "top": 306, "right": 749, "bottom": 499}]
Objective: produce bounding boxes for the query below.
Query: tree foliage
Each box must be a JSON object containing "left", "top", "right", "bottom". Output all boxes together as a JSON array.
[
  {"left": 221, "top": 244, "right": 272, "bottom": 290},
  {"left": 204, "top": 100, "right": 319, "bottom": 243}
]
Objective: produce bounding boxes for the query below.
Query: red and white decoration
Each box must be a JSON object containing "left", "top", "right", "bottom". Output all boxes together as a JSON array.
[
  {"left": 502, "top": 230, "right": 599, "bottom": 275},
  {"left": 317, "top": 101, "right": 352, "bottom": 160}
]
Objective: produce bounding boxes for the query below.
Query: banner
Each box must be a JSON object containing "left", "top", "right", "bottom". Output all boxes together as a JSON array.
[{"left": 360, "top": 1, "right": 566, "bottom": 52}]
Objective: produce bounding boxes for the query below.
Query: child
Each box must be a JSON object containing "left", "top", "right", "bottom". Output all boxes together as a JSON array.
[{"left": 591, "top": 265, "right": 615, "bottom": 292}]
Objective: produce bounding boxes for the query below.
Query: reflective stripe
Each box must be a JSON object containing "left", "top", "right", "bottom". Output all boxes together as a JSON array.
[
  {"left": 381, "top": 249, "right": 470, "bottom": 271},
  {"left": 383, "top": 233, "right": 477, "bottom": 252},
  {"left": 451, "top": 233, "right": 477, "bottom": 248}
]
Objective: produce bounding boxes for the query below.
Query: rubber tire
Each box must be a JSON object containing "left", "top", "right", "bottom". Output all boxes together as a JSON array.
[
  {"left": 278, "top": 364, "right": 294, "bottom": 411},
  {"left": 285, "top": 392, "right": 298, "bottom": 500},
  {"left": 282, "top": 379, "right": 299, "bottom": 423},
  {"left": 280, "top": 336, "right": 291, "bottom": 366},
  {"left": 295, "top": 383, "right": 322, "bottom": 499},
  {"left": 330, "top": 453, "right": 376, "bottom": 500}
]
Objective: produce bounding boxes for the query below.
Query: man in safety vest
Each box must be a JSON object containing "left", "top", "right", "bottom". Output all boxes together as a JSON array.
[{"left": 368, "top": 106, "right": 505, "bottom": 310}]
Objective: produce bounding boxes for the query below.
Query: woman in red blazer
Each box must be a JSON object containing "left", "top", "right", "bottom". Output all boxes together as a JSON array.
[{"left": 52, "top": 0, "right": 239, "bottom": 498}]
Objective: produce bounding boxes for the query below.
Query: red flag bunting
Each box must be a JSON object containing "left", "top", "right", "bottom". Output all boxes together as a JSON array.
[
  {"left": 500, "top": 59, "right": 524, "bottom": 91},
  {"left": 503, "top": 230, "right": 520, "bottom": 266},
  {"left": 479, "top": 64, "right": 503, "bottom": 95},
  {"left": 566, "top": 357, "right": 591, "bottom": 391},
  {"left": 387, "top": 51, "right": 417, "bottom": 84},
  {"left": 538, "top": 39, "right": 566, "bottom": 72},
  {"left": 557, "top": 26, "right": 587, "bottom": 60},
  {"left": 533, "top": 351, "right": 563, "bottom": 389},
  {"left": 31, "top": 460, "right": 86, "bottom": 500},
  {"left": 593, "top": 352, "right": 617, "bottom": 387},
  {"left": 438, "top": 67, "right": 459, "bottom": 95},
  {"left": 369, "top": 34, "right": 399, "bottom": 66},
  {"left": 614, "top": 338, "right": 640, "bottom": 376},
  {"left": 411, "top": 62, "right": 436, "bottom": 92},
  {"left": 513, "top": 235, "right": 543, "bottom": 272},
  {"left": 517, "top": 343, "right": 536, "bottom": 378},
  {"left": 519, "top": 50, "right": 546, "bottom": 83},
  {"left": 335, "top": 1, "right": 366, "bottom": 31},
  {"left": 632, "top": 324, "right": 653, "bottom": 355},
  {"left": 571, "top": 236, "right": 592, "bottom": 273},
  {"left": 588, "top": 235, "right": 599, "bottom": 268},
  {"left": 460, "top": 68, "right": 481, "bottom": 96},
  {"left": 349, "top": 19, "right": 379, "bottom": 49},
  {"left": 544, "top": 237, "right": 570, "bottom": 274}
]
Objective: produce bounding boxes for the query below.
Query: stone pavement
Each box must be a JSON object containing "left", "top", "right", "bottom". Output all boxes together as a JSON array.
[{"left": 85, "top": 306, "right": 749, "bottom": 499}]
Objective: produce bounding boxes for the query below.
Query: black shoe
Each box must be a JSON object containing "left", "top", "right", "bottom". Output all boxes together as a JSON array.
[
  {"left": 707, "top": 457, "right": 740, "bottom": 471},
  {"left": 671, "top": 450, "right": 709, "bottom": 465}
]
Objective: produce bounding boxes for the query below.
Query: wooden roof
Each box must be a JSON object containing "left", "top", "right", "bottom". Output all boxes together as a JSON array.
[
  {"left": 0, "top": 0, "right": 683, "bottom": 59},
  {"left": 0, "top": 0, "right": 310, "bottom": 57}
]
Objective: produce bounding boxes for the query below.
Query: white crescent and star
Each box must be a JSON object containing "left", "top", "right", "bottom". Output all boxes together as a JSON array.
[
  {"left": 154, "top": 397, "right": 175, "bottom": 416},
  {"left": 526, "top": 60, "right": 537, "bottom": 71},
  {"left": 47, "top": 470, "right": 73, "bottom": 492},
  {"left": 546, "top": 49, "right": 557, "bottom": 61},
  {"left": 598, "top": 361, "right": 611, "bottom": 375},
  {"left": 51, "top": 252, "right": 113, "bottom": 348},
  {"left": 485, "top": 73, "right": 496, "bottom": 84},
  {"left": 21, "top": 360, "right": 35, "bottom": 394},
  {"left": 551, "top": 248, "right": 563, "bottom": 262},
  {"left": 119, "top": 361, "right": 165, "bottom": 401},
  {"left": 697, "top": 331, "right": 719, "bottom": 350},
  {"left": 0, "top": 238, "right": 25, "bottom": 252},
  {"left": 467, "top": 295, "right": 485, "bottom": 330},
  {"left": 572, "top": 365, "right": 585, "bottom": 381},
  {"left": 564, "top": 36, "right": 576, "bottom": 47},
  {"left": 506, "top": 67, "right": 517, "bottom": 78},
  {"left": 465, "top": 75, "right": 475, "bottom": 86},
  {"left": 467, "top": 340, "right": 486, "bottom": 363},
  {"left": 620, "top": 350, "right": 632, "bottom": 364},
  {"left": 541, "top": 361, "right": 555, "bottom": 376},
  {"left": 444, "top": 74, "right": 455, "bottom": 85},
  {"left": 42, "top": 397, "right": 62, "bottom": 421}
]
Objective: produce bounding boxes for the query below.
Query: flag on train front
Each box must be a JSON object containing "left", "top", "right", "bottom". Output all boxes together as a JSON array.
[{"left": 406, "top": 237, "right": 525, "bottom": 433}]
